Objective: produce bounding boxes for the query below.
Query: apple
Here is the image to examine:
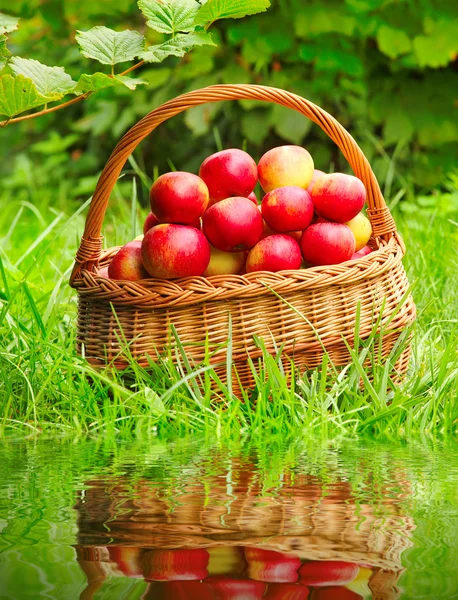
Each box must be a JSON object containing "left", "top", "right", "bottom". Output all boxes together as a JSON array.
[
  {"left": 203, "top": 196, "right": 263, "bottom": 252},
  {"left": 142, "top": 581, "right": 214, "bottom": 600},
  {"left": 204, "top": 246, "right": 246, "bottom": 277},
  {"left": 246, "top": 548, "right": 301, "bottom": 583},
  {"left": 258, "top": 145, "right": 314, "bottom": 193},
  {"left": 310, "top": 586, "right": 363, "bottom": 600},
  {"left": 134, "top": 234, "right": 144, "bottom": 242},
  {"left": 345, "top": 212, "right": 372, "bottom": 251},
  {"left": 150, "top": 171, "right": 209, "bottom": 225},
  {"left": 142, "top": 224, "right": 210, "bottom": 279},
  {"left": 108, "top": 547, "right": 143, "bottom": 578},
  {"left": 199, "top": 149, "right": 258, "bottom": 203},
  {"left": 248, "top": 191, "right": 258, "bottom": 204},
  {"left": 264, "top": 583, "right": 310, "bottom": 599},
  {"left": 262, "top": 186, "right": 314, "bottom": 232},
  {"left": 350, "top": 245, "right": 372, "bottom": 260},
  {"left": 259, "top": 207, "right": 302, "bottom": 242},
  {"left": 299, "top": 561, "right": 359, "bottom": 587},
  {"left": 144, "top": 211, "right": 160, "bottom": 234},
  {"left": 344, "top": 566, "right": 373, "bottom": 597},
  {"left": 98, "top": 265, "right": 109, "bottom": 279},
  {"left": 247, "top": 235, "right": 302, "bottom": 273},
  {"left": 307, "top": 169, "right": 326, "bottom": 194},
  {"left": 311, "top": 173, "right": 366, "bottom": 223},
  {"left": 300, "top": 223, "right": 355, "bottom": 266},
  {"left": 207, "top": 546, "right": 246, "bottom": 576},
  {"left": 205, "top": 577, "right": 266, "bottom": 599},
  {"left": 108, "top": 241, "right": 148, "bottom": 281},
  {"left": 142, "top": 549, "right": 209, "bottom": 581}
]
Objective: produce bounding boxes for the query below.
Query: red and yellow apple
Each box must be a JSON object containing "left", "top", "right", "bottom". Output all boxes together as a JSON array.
[
  {"left": 203, "top": 196, "right": 263, "bottom": 252},
  {"left": 150, "top": 171, "right": 209, "bottom": 224},
  {"left": 205, "top": 577, "right": 266, "bottom": 599},
  {"left": 98, "top": 265, "right": 109, "bottom": 279},
  {"left": 248, "top": 191, "right": 258, "bottom": 204},
  {"left": 307, "top": 169, "right": 326, "bottom": 194},
  {"left": 207, "top": 546, "right": 246, "bottom": 576},
  {"left": 246, "top": 235, "right": 302, "bottom": 273},
  {"left": 300, "top": 223, "right": 355, "bottom": 266},
  {"left": 108, "top": 241, "right": 148, "bottom": 281},
  {"left": 143, "top": 211, "right": 160, "bottom": 234},
  {"left": 262, "top": 186, "right": 314, "bottom": 232},
  {"left": 299, "top": 561, "right": 359, "bottom": 587},
  {"left": 245, "top": 548, "right": 301, "bottom": 583},
  {"left": 258, "top": 145, "right": 314, "bottom": 192},
  {"left": 311, "top": 173, "right": 366, "bottom": 223},
  {"left": 108, "top": 547, "right": 143, "bottom": 578},
  {"left": 199, "top": 149, "right": 258, "bottom": 203},
  {"left": 345, "top": 212, "right": 372, "bottom": 251},
  {"left": 350, "top": 245, "right": 372, "bottom": 260},
  {"left": 204, "top": 246, "right": 246, "bottom": 277},
  {"left": 142, "top": 549, "right": 209, "bottom": 581},
  {"left": 264, "top": 583, "right": 310, "bottom": 599},
  {"left": 142, "top": 224, "right": 210, "bottom": 279}
]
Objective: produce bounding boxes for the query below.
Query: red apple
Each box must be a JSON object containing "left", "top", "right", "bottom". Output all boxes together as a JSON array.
[
  {"left": 207, "top": 546, "right": 246, "bottom": 576},
  {"left": 307, "top": 169, "right": 326, "bottom": 194},
  {"left": 108, "top": 241, "right": 148, "bottom": 281},
  {"left": 205, "top": 577, "right": 266, "bottom": 599},
  {"left": 142, "top": 549, "right": 209, "bottom": 581},
  {"left": 108, "top": 547, "right": 143, "bottom": 578},
  {"left": 150, "top": 171, "right": 209, "bottom": 224},
  {"left": 300, "top": 223, "right": 355, "bottom": 266},
  {"left": 350, "top": 245, "right": 373, "bottom": 260},
  {"left": 258, "top": 146, "right": 314, "bottom": 193},
  {"left": 246, "top": 548, "right": 301, "bottom": 583},
  {"left": 247, "top": 235, "right": 302, "bottom": 273},
  {"left": 142, "top": 581, "right": 214, "bottom": 600},
  {"left": 199, "top": 149, "right": 258, "bottom": 203},
  {"left": 248, "top": 191, "right": 258, "bottom": 204},
  {"left": 299, "top": 561, "right": 359, "bottom": 587},
  {"left": 203, "top": 197, "right": 263, "bottom": 252},
  {"left": 204, "top": 246, "right": 246, "bottom": 277},
  {"left": 310, "top": 586, "right": 363, "bottom": 600},
  {"left": 265, "top": 583, "right": 310, "bottom": 599},
  {"left": 344, "top": 212, "right": 372, "bottom": 251},
  {"left": 143, "top": 211, "right": 160, "bottom": 234},
  {"left": 311, "top": 173, "right": 366, "bottom": 223},
  {"left": 98, "top": 265, "right": 109, "bottom": 279},
  {"left": 262, "top": 186, "right": 314, "bottom": 232},
  {"left": 142, "top": 224, "right": 210, "bottom": 279}
]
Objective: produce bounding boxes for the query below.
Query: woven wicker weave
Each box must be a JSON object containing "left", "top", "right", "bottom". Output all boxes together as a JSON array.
[{"left": 70, "top": 84, "right": 416, "bottom": 391}]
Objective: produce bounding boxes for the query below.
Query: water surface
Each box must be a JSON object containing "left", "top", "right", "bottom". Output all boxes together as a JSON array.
[{"left": 0, "top": 437, "right": 457, "bottom": 599}]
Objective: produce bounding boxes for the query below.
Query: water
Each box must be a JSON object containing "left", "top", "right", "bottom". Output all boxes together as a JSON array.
[{"left": 0, "top": 437, "right": 457, "bottom": 599}]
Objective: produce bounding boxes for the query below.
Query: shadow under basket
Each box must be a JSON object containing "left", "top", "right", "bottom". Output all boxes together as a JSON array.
[{"left": 70, "top": 84, "right": 416, "bottom": 394}]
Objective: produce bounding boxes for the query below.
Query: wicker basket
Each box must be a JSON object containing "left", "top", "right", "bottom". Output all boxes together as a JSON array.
[{"left": 70, "top": 84, "right": 416, "bottom": 391}]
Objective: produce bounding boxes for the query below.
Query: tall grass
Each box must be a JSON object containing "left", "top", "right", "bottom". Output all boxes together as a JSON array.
[{"left": 0, "top": 177, "right": 457, "bottom": 438}]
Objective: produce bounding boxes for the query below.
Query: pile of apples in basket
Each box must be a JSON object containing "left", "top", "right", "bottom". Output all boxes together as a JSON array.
[{"left": 104, "top": 146, "right": 373, "bottom": 281}]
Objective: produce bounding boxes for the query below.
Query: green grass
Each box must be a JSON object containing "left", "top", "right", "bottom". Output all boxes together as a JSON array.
[{"left": 0, "top": 178, "right": 457, "bottom": 439}]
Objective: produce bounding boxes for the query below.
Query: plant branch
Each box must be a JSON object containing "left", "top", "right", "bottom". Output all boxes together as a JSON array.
[{"left": 0, "top": 60, "right": 145, "bottom": 128}]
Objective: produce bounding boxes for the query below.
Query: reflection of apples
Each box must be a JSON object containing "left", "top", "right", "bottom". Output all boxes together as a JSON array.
[
  {"left": 310, "top": 586, "right": 363, "bottom": 599},
  {"left": 203, "top": 197, "right": 263, "bottom": 252},
  {"left": 245, "top": 548, "right": 301, "bottom": 583},
  {"left": 142, "top": 581, "right": 214, "bottom": 600},
  {"left": 350, "top": 245, "right": 372, "bottom": 260},
  {"left": 311, "top": 173, "right": 366, "bottom": 223},
  {"left": 142, "top": 549, "right": 209, "bottom": 581},
  {"left": 108, "top": 547, "right": 143, "bottom": 578},
  {"left": 150, "top": 171, "right": 209, "bottom": 224},
  {"left": 205, "top": 577, "right": 266, "bottom": 599},
  {"left": 307, "top": 169, "right": 326, "bottom": 194},
  {"left": 247, "top": 235, "right": 302, "bottom": 273},
  {"left": 199, "top": 149, "right": 258, "bottom": 203},
  {"left": 265, "top": 583, "right": 310, "bottom": 599},
  {"left": 108, "top": 241, "right": 148, "bottom": 281},
  {"left": 258, "top": 145, "right": 314, "bottom": 192},
  {"left": 262, "top": 186, "right": 314, "bottom": 233},
  {"left": 204, "top": 246, "right": 246, "bottom": 277},
  {"left": 345, "top": 213, "right": 372, "bottom": 251},
  {"left": 207, "top": 546, "right": 246, "bottom": 576},
  {"left": 299, "top": 561, "right": 359, "bottom": 587},
  {"left": 344, "top": 566, "right": 373, "bottom": 597},
  {"left": 300, "top": 223, "right": 355, "bottom": 266},
  {"left": 142, "top": 224, "right": 210, "bottom": 279}
]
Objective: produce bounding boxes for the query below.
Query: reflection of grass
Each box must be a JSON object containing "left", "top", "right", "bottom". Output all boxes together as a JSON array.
[{"left": 0, "top": 183, "right": 457, "bottom": 438}]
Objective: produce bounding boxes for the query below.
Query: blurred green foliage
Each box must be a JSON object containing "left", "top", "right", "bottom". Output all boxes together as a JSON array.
[{"left": 1, "top": 0, "right": 458, "bottom": 206}]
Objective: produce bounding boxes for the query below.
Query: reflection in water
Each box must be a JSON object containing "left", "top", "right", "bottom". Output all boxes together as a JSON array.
[{"left": 74, "top": 458, "right": 414, "bottom": 599}]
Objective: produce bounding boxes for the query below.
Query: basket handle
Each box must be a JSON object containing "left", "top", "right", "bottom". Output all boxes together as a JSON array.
[{"left": 70, "top": 83, "right": 397, "bottom": 285}]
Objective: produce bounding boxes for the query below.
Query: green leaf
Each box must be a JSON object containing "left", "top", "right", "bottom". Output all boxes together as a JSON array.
[
  {"left": 194, "top": 0, "right": 270, "bottom": 27},
  {"left": 184, "top": 102, "right": 221, "bottom": 136},
  {"left": 383, "top": 109, "right": 414, "bottom": 144},
  {"left": 0, "top": 74, "right": 54, "bottom": 118},
  {"left": 271, "top": 104, "right": 312, "bottom": 145},
  {"left": 138, "top": 0, "right": 200, "bottom": 35},
  {"left": 0, "top": 12, "right": 19, "bottom": 35},
  {"left": 76, "top": 27, "right": 145, "bottom": 66},
  {"left": 10, "top": 57, "right": 76, "bottom": 98},
  {"left": 376, "top": 26, "right": 411, "bottom": 59},
  {"left": 241, "top": 108, "right": 271, "bottom": 145},
  {"left": 73, "top": 72, "right": 147, "bottom": 94},
  {"left": 140, "top": 32, "right": 215, "bottom": 63},
  {"left": 0, "top": 34, "right": 10, "bottom": 70}
]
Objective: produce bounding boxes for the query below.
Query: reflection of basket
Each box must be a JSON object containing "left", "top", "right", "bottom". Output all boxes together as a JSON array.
[
  {"left": 75, "top": 470, "right": 414, "bottom": 599},
  {"left": 69, "top": 84, "right": 415, "bottom": 393}
]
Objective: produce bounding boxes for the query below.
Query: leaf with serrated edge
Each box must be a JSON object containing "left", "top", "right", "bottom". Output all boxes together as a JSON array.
[
  {"left": 74, "top": 72, "right": 147, "bottom": 94},
  {"left": 0, "top": 74, "right": 55, "bottom": 118},
  {"left": 138, "top": 0, "right": 200, "bottom": 35},
  {"left": 194, "top": 0, "right": 270, "bottom": 27},
  {"left": 0, "top": 34, "right": 10, "bottom": 70},
  {"left": 10, "top": 57, "right": 76, "bottom": 97},
  {"left": 0, "top": 12, "right": 19, "bottom": 35},
  {"left": 76, "top": 27, "right": 145, "bottom": 65},
  {"left": 141, "top": 31, "right": 215, "bottom": 63}
]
